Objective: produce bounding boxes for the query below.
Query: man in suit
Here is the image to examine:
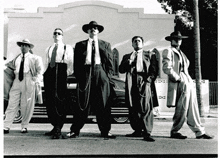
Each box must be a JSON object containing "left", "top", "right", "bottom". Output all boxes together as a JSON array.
[
  {"left": 119, "top": 36, "right": 159, "bottom": 142},
  {"left": 162, "top": 31, "right": 213, "bottom": 139},
  {"left": 44, "top": 28, "right": 73, "bottom": 139},
  {"left": 66, "top": 21, "right": 115, "bottom": 139},
  {"left": 4, "top": 39, "right": 44, "bottom": 134}
]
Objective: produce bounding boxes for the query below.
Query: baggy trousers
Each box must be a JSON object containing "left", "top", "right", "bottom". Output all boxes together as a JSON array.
[
  {"left": 70, "top": 65, "right": 111, "bottom": 135},
  {"left": 4, "top": 72, "right": 35, "bottom": 129},
  {"left": 171, "top": 72, "right": 205, "bottom": 137},
  {"left": 43, "top": 64, "right": 67, "bottom": 131},
  {"left": 129, "top": 73, "right": 153, "bottom": 136}
]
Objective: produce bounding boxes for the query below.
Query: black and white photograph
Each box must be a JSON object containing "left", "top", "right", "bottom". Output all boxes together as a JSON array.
[{"left": 3, "top": 0, "right": 218, "bottom": 157}]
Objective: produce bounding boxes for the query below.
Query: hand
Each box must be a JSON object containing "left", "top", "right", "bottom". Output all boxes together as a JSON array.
[{"left": 177, "top": 77, "right": 182, "bottom": 82}]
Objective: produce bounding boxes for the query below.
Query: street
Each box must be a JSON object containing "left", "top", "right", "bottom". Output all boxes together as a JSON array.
[{"left": 4, "top": 117, "right": 218, "bottom": 157}]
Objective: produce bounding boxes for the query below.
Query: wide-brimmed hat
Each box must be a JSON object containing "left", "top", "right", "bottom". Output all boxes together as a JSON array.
[
  {"left": 82, "top": 21, "right": 104, "bottom": 33},
  {"left": 17, "top": 39, "right": 34, "bottom": 49},
  {"left": 165, "top": 31, "right": 188, "bottom": 41}
]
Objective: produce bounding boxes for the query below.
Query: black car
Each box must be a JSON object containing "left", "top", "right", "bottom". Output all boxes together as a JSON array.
[{"left": 7, "top": 76, "right": 129, "bottom": 123}]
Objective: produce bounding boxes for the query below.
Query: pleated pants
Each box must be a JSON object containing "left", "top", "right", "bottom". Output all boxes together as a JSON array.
[
  {"left": 4, "top": 72, "right": 35, "bottom": 129},
  {"left": 171, "top": 72, "right": 205, "bottom": 137},
  {"left": 70, "top": 65, "right": 111, "bottom": 135}
]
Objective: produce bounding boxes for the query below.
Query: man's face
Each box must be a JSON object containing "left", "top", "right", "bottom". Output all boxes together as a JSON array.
[
  {"left": 132, "top": 38, "right": 143, "bottom": 50},
  {"left": 53, "top": 30, "right": 63, "bottom": 42},
  {"left": 20, "top": 44, "right": 30, "bottom": 54},
  {"left": 87, "top": 26, "right": 99, "bottom": 37},
  {"left": 171, "top": 38, "right": 182, "bottom": 48}
]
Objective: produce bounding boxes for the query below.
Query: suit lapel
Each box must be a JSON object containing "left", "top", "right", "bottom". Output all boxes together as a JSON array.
[
  {"left": 98, "top": 40, "right": 107, "bottom": 63},
  {"left": 171, "top": 47, "right": 183, "bottom": 66},
  {"left": 142, "top": 51, "right": 150, "bottom": 73},
  {"left": 82, "top": 39, "right": 88, "bottom": 56}
]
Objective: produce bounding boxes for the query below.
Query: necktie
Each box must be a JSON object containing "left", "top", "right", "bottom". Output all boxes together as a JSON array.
[
  {"left": 132, "top": 51, "right": 138, "bottom": 66},
  {"left": 19, "top": 55, "right": 25, "bottom": 81},
  {"left": 50, "top": 44, "right": 58, "bottom": 68},
  {"left": 91, "top": 41, "right": 95, "bottom": 69}
]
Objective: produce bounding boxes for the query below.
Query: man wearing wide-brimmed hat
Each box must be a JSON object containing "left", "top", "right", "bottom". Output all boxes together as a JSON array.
[
  {"left": 4, "top": 39, "right": 44, "bottom": 134},
  {"left": 66, "top": 21, "right": 115, "bottom": 139},
  {"left": 162, "top": 31, "right": 213, "bottom": 139}
]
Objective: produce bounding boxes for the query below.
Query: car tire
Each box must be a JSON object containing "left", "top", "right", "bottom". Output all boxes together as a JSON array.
[
  {"left": 13, "top": 110, "right": 22, "bottom": 123},
  {"left": 113, "top": 117, "right": 129, "bottom": 123}
]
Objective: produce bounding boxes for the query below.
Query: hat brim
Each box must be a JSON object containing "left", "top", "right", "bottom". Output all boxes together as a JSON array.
[
  {"left": 165, "top": 35, "right": 188, "bottom": 41},
  {"left": 82, "top": 24, "right": 104, "bottom": 33},
  {"left": 17, "top": 42, "right": 34, "bottom": 49}
]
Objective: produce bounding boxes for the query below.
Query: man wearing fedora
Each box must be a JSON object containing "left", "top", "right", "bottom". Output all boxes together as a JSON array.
[
  {"left": 162, "top": 31, "right": 213, "bottom": 139},
  {"left": 4, "top": 39, "right": 44, "bottom": 134},
  {"left": 66, "top": 21, "right": 115, "bottom": 139},
  {"left": 44, "top": 28, "right": 73, "bottom": 139}
]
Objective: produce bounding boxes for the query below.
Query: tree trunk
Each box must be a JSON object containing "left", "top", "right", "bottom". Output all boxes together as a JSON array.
[{"left": 192, "top": 0, "right": 204, "bottom": 117}]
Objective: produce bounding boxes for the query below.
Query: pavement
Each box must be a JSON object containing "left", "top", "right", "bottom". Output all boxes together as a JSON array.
[{"left": 4, "top": 108, "right": 218, "bottom": 156}]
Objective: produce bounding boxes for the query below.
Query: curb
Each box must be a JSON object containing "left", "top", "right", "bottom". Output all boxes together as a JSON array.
[{"left": 153, "top": 112, "right": 218, "bottom": 122}]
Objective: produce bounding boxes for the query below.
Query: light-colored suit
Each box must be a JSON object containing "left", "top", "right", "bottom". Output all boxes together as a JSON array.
[
  {"left": 162, "top": 46, "right": 205, "bottom": 137},
  {"left": 4, "top": 52, "right": 44, "bottom": 129}
]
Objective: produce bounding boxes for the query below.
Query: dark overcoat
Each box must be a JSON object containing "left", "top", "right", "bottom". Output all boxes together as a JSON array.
[
  {"left": 119, "top": 50, "right": 159, "bottom": 109},
  {"left": 74, "top": 39, "right": 113, "bottom": 110}
]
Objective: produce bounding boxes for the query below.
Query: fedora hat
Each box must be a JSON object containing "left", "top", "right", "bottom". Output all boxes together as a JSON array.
[
  {"left": 165, "top": 31, "right": 188, "bottom": 41},
  {"left": 82, "top": 21, "right": 104, "bottom": 33},
  {"left": 17, "top": 39, "right": 34, "bottom": 49}
]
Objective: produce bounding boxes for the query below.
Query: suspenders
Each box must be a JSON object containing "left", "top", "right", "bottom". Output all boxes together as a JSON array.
[{"left": 47, "top": 44, "right": 66, "bottom": 64}]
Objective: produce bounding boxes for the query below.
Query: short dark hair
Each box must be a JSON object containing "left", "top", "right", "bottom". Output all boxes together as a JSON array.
[
  {"left": 54, "top": 28, "right": 63, "bottom": 34},
  {"left": 132, "top": 36, "right": 144, "bottom": 43}
]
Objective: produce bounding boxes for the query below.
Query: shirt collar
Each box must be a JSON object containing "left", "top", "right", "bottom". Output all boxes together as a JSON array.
[
  {"left": 133, "top": 49, "right": 143, "bottom": 54},
  {"left": 54, "top": 42, "right": 64, "bottom": 46},
  {"left": 89, "top": 37, "right": 98, "bottom": 43},
  {"left": 21, "top": 52, "right": 30, "bottom": 58}
]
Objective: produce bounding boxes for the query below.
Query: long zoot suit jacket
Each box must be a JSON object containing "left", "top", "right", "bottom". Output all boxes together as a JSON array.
[
  {"left": 162, "top": 46, "right": 191, "bottom": 107},
  {"left": 119, "top": 50, "right": 159, "bottom": 109},
  {"left": 74, "top": 39, "right": 114, "bottom": 110}
]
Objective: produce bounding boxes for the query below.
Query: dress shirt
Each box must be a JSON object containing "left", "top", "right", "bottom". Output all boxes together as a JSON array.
[
  {"left": 15, "top": 52, "right": 31, "bottom": 74},
  {"left": 130, "top": 49, "right": 143, "bottom": 72},
  {"left": 45, "top": 43, "right": 73, "bottom": 76},
  {"left": 85, "top": 38, "right": 101, "bottom": 65}
]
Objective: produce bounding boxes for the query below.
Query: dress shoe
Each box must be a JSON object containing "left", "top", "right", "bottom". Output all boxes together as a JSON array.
[
  {"left": 66, "top": 132, "right": 79, "bottom": 138},
  {"left": 21, "top": 128, "right": 28, "bottom": 133},
  {"left": 4, "top": 128, "right": 9, "bottom": 134},
  {"left": 143, "top": 136, "right": 155, "bottom": 142},
  {"left": 171, "top": 133, "right": 187, "bottom": 139},
  {"left": 45, "top": 128, "right": 55, "bottom": 136},
  {"left": 125, "top": 131, "right": 142, "bottom": 137},
  {"left": 101, "top": 132, "right": 116, "bottom": 139},
  {"left": 51, "top": 132, "right": 62, "bottom": 139},
  {"left": 196, "top": 134, "right": 214, "bottom": 139}
]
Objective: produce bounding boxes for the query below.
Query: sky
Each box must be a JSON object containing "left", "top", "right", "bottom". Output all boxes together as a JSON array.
[{"left": 3, "top": 0, "right": 166, "bottom": 14}]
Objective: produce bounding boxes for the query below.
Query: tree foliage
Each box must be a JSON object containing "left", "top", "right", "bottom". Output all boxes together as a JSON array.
[{"left": 157, "top": 0, "right": 218, "bottom": 81}]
